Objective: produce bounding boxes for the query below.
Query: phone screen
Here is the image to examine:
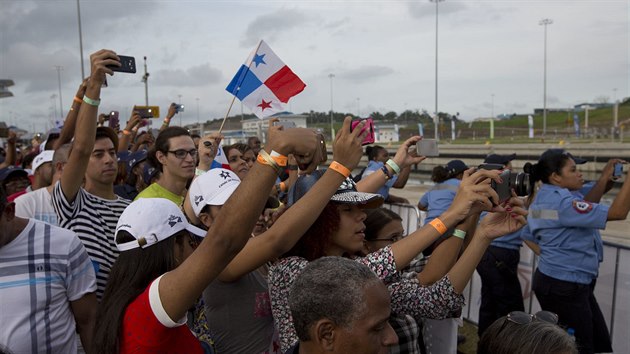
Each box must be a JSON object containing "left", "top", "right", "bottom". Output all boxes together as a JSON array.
[
  {"left": 416, "top": 139, "right": 439, "bottom": 157},
  {"left": 613, "top": 163, "right": 623, "bottom": 178}
]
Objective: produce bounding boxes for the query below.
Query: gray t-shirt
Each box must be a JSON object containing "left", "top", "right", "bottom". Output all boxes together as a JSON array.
[{"left": 202, "top": 269, "right": 280, "bottom": 354}]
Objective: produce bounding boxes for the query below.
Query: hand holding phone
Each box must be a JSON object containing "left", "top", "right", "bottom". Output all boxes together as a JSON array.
[
  {"left": 416, "top": 139, "right": 439, "bottom": 157},
  {"left": 613, "top": 163, "right": 623, "bottom": 179},
  {"left": 350, "top": 118, "right": 375, "bottom": 146},
  {"left": 108, "top": 111, "right": 120, "bottom": 129},
  {"left": 107, "top": 55, "right": 136, "bottom": 73}
]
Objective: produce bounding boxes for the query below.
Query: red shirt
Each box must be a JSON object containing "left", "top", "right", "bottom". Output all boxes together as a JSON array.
[{"left": 119, "top": 275, "right": 203, "bottom": 353}]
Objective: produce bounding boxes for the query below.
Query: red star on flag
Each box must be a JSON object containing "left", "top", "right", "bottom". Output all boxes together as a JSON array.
[{"left": 258, "top": 99, "right": 272, "bottom": 111}]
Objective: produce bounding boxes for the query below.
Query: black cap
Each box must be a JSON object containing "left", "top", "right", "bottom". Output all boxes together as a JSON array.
[
  {"left": 484, "top": 153, "right": 516, "bottom": 166},
  {"left": 540, "top": 149, "right": 587, "bottom": 165},
  {"left": 446, "top": 160, "right": 468, "bottom": 176},
  {"left": 0, "top": 166, "right": 28, "bottom": 182}
]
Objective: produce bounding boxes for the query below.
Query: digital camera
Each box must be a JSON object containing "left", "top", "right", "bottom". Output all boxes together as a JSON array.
[{"left": 478, "top": 163, "right": 531, "bottom": 203}]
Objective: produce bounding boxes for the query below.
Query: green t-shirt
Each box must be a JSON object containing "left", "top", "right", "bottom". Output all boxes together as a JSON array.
[{"left": 134, "top": 182, "right": 185, "bottom": 206}]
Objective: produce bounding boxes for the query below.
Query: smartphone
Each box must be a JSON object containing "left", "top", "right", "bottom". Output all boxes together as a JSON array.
[
  {"left": 174, "top": 104, "right": 185, "bottom": 113},
  {"left": 350, "top": 118, "right": 375, "bottom": 145},
  {"left": 136, "top": 108, "right": 154, "bottom": 119},
  {"left": 138, "top": 119, "right": 150, "bottom": 128},
  {"left": 108, "top": 111, "right": 119, "bottom": 129},
  {"left": 613, "top": 163, "right": 623, "bottom": 179},
  {"left": 416, "top": 139, "right": 439, "bottom": 157},
  {"left": 108, "top": 55, "right": 136, "bottom": 73},
  {"left": 273, "top": 120, "right": 296, "bottom": 129}
]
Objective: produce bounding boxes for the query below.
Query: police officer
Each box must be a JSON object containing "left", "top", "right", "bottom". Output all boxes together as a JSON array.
[
  {"left": 475, "top": 153, "right": 526, "bottom": 338},
  {"left": 524, "top": 149, "right": 630, "bottom": 354},
  {"left": 418, "top": 159, "right": 468, "bottom": 256}
]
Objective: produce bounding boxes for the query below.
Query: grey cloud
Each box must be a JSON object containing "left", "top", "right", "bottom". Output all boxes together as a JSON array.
[
  {"left": 407, "top": 1, "right": 467, "bottom": 19},
  {"left": 241, "top": 9, "right": 310, "bottom": 47},
  {"left": 152, "top": 63, "right": 223, "bottom": 87},
  {"left": 338, "top": 65, "right": 395, "bottom": 83}
]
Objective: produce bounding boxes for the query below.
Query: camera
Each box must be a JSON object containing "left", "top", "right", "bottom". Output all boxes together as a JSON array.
[
  {"left": 478, "top": 163, "right": 531, "bottom": 203},
  {"left": 174, "top": 103, "right": 185, "bottom": 113}
]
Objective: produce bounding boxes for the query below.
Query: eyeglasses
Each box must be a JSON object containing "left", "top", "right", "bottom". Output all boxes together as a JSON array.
[
  {"left": 497, "top": 311, "right": 559, "bottom": 335},
  {"left": 168, "top": 149, "right": 198, "bottom": 159}
]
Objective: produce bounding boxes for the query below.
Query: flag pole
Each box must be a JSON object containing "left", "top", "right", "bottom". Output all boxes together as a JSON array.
[{"left": 219, "top": 40, "right": 265, "bottom": 135}]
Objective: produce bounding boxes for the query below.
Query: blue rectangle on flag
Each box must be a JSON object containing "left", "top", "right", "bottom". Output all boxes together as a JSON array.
[{"left": 226, "top": 65, "right": 263, "bottom": 100}]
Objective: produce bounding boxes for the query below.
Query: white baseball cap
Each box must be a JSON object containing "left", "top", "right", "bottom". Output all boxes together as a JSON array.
[
  {"left": 32, "top": 150, "right": 54, "bottom": 173},
  {"left": 188, "top": 168, "right": 241, "bottom": 217},
  {"left": 115, "top": 198, "right": 206, "bottom": 252}
]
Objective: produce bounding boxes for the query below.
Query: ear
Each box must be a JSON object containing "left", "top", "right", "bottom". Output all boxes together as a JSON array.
[
  {"left": 156, "top": 150, "right": 168, "bottom": 166},
  {"left": 549, "top": 171, "right": 562, "bottom": 185},
  {"left": 313, "top": 319, "right": 336, "bottom": 351},
  {"left": 198, "top": 212, "right": 214, "bottom": 229},
  {"left": 54, "top": 161, "right": 65, "bottom": 174}
]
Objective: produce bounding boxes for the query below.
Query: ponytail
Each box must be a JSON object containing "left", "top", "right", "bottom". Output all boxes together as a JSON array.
[{"left": 431, "top": 165, "right": 450, "bottom": 183}]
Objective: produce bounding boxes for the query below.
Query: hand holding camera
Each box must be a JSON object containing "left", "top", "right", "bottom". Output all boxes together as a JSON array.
[{"left": 478, "top": 163, "right": 532, "bottom": 203}]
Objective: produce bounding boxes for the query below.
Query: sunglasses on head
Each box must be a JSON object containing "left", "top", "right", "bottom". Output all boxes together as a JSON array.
[{"left": 497, "top": 310, "right": 559, "bottom": 336}]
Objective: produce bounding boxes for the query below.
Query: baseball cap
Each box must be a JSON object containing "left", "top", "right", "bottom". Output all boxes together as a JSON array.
[
  {"left": 143, "top": 164, "right": 159, "bottom": 185},
  {"left": 127, "top": 150, "right": 148, "bottom": 170},
  {"left": 0, "top": 166, "right": 28, "bottom": 182},
  {"left": 188, "top": 168, "right": 241, "bottom": 217},
  {"left": 484, "top": 153, "right": 516, "bottom": 166},
  {"left": 40, "top": 128, "right": 61, "bottom": 153},
  {"left": 540, "top": 149, "right": 588, "bottom": 165},
  {"left": 32, "top": 150, "right": 54, "bottom": 173},
  {"left": 446, "top": 160, "right": 468, "bottom": 176},
  {"left": 115, "top": 198, "right": 206, "bottom": 252},
  {"left": 288, "top": 169, "right": 384, "bottom": 208}
]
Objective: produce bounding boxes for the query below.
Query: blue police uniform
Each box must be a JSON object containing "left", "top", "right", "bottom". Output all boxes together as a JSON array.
[
  {"left": 528, "top": 183, "right": 612, "bottom": 354},
  {"left": 418, "top": 178, "right": 460, "bottom": 256},
  {"left": 475, "top": 212, "right": 524, "bottom": 336},
  {"left": 361, "top": 160, "right": 398, "bottom": 199}
]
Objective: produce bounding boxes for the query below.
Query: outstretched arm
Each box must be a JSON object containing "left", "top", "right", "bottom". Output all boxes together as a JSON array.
[
  {"left": 217, "top": 117, "right": 365, "bottom": 282},
  {"left": 159, "top": 124, "right": 321, "bottom": 321}
]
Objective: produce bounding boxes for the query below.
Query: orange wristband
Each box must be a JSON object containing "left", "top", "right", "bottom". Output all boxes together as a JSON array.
[
  {"left": 73, "top": 96, "right": 82, "bottom": 104},
  {"left": 329, "top": 161, "right": 351, "bottom": 178},
  {"left": 428, "top": 218, "right": 448, "bottom": 235},
  {"left": 279, "top": 182, "right": 287, "bottom": 192},
  {"left": 257, "top": 151, "right": 282, "bottom": 175},
  {"left": 122, "top": 129, "right": 131, "bottom": 136}
]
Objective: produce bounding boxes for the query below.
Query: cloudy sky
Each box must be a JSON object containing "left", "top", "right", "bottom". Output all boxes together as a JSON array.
[{"left": 1, "top": 0, "right": 628, "bottom": 132}]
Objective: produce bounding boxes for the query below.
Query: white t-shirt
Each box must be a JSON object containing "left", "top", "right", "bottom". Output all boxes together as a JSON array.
[
  {"left": 14, "top": 187, "right": 59, "bottom": 226},
  {"left": 0, "top": 219, "right": 97, "bottom": 353}
]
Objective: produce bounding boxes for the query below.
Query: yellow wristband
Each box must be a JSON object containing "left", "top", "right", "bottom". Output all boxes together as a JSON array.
[
  {"left": 429, "top": 218, "right": 448, "bottom": 235},
  {"left": 329, "top": 161, "right": 351, "bottom": 178}
]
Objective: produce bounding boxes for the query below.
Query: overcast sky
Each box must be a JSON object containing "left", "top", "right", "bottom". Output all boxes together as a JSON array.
[{"left": 1, "top": 0, "right": 628, "bottom": 132}]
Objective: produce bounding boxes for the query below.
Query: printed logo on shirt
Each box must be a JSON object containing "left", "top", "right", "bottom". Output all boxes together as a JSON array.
[{"left": 572, "top": 200, "right": 593, "bottom": 214}]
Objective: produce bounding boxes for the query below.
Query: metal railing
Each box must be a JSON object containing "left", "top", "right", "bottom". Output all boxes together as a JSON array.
[{"left": 383, "top": 203, "right": 630, "bottom": 354}]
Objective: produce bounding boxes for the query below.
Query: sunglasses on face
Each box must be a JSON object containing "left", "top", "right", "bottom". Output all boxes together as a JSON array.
[{"left": 168, "top": 149, "right": 198, "bottom": 159}]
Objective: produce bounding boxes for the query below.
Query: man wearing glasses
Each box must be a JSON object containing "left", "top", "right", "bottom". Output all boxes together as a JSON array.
[{"left": 135, "top": 126, "right": 197, "bottom": 206}]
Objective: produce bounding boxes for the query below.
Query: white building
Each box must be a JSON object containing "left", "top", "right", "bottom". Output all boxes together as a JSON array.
[
  {"left": 375, "top": 124, "right": 399, "bottom": 143},
  {"left": 242, "top": 112, "right": 308, "bottom": 142}
]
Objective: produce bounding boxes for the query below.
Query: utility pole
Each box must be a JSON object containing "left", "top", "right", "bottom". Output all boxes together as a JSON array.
[
  {"left": 328, "top": 73, "right": 335, "bottom": 139},
  {"left": 430, "top": 0, "right": 445, "bottom": 142},
  {"left": 142, "top": 56, "right": 149, "bottom": 106},
  {"left": 539, "top": 18, "right": 553, "bottom": 137},
  {"left": 54, "top": 66, "right": 64, "bottom": 119}
]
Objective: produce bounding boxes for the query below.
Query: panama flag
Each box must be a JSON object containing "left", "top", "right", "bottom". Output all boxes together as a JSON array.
[
  {"left": 211, "top": 143, "right": 230, "bottom": 170},
  {"left": 226, "top": 40, "right": 306, "bottom": 119}
]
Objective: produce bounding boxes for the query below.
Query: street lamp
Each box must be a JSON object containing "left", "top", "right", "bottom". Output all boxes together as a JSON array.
[
  {"left": 54, "top": 66, "right": 64, "bottom": 119},
  {"left": 491, "top": 93, "right": 495, "bottom": 119},
  {"left": 328, "top": 73, "right": 335, "bottom": 139},
  {"left": 76, "top": 0, "right": 85, "bottom": 79},
  {"left": 178, "top": 94, "right": 183, "bottom": 126},
  {"left": 357, "top": 97, "right": 361, "bottom": 117},
  {"left": 196, "top": 97, "right": 200, "bottom": 134},
  {"left": 539, "top": 18, "right": 553, "bottom": 137},
  {"left": 430, "top": 0, "right": 445, "bottom": 142}
]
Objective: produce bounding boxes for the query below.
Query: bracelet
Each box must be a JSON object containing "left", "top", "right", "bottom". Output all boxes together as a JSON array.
[
  {"left": 73, "top": 96, "right": 83, "bottom": 104},
  {"left": 380, "top": 165, "right": 392, "bottom": 180},
  {"left": 82, "top": 95, "right": 100, "bottom": 107},
  {"left": 257, "top": 150, "right": 282, "bottom": 175},
  {"left": 428, "top": 218, "right": 448, "bottom": 235},
  {"left": 386, "top": 159, "right": 401, "bottom": 175},
  {"left": 269, "top": 150, "right": 288, "bottom": 167},
  {"left": 288, "top": 165, "right": 299, "bottom": 171},
  {"left": 329, "top": 161, "right": 351, "bottom": 178},
  {"left": 122, "top": 129, "right": 131, "bottom": 136},
  {"left": 452, "top": 229, "right": 466, "bottom": 240}
]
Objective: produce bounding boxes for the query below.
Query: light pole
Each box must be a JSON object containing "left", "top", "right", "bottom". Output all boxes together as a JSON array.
[
  {"left": 491, "top": 93, "right": 495, "bottom": 119},
  {"left": 196, "top": 97, "right": 200, "bottom": 134},
  {"left": 357, "top": 97, "right": 361, "bottom": 117},
  {"left": 178, "top": 94, "right": 183, "bottom": 126},
  {"left": 613, "top": 88, "right": 618, "bottom": 103},
  {"left": 430, "top": 0, "right": 444, "bottom": 142},
  {"left": 328, "top": 73, "right": 335, "bottom": 139},
  {"left": 142, "top": 56, "right": 149, "bottom": 106},
  {"left": 54, "top": 66, "right": 64, "bottom": 119},
  {"left": 76, "top": 0, "right": 85, "bottom": 79},
  {"left": 540, "top": 18, "right": 553, "bottom": 137}
]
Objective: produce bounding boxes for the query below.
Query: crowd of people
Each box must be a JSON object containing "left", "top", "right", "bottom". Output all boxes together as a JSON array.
[{"left": 1, "top": 49, "right": 628, "bottom": 354}]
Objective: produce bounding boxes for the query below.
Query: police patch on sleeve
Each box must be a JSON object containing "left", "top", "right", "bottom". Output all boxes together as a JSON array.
[{"left": 572, "top": 200, "right": 593, "bottom": 214}]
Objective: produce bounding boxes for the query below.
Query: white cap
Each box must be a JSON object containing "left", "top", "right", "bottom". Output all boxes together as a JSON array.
[
  {"left": 32, "top": 150, "right": 54, "bottom": 173},
  {"left": 115, "top": 198, "right": 206, "bottom": 252},
  {"left": 188, "top": 168, "right": 241, "bottom": 217}
]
